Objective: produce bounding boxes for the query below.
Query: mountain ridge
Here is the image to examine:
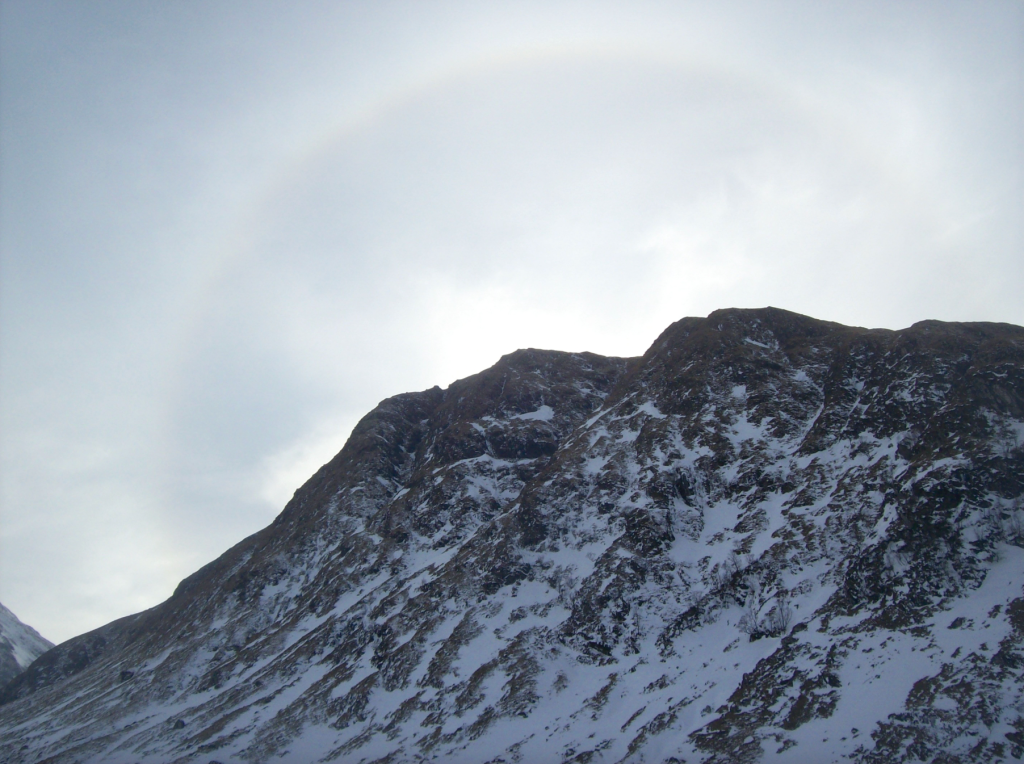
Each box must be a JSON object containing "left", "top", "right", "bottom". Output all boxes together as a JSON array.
[{"left": 2, "top": 307, "right": 1022, "bottom": 763}]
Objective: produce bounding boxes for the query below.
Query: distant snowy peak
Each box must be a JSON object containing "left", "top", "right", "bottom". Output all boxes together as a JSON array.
[{"left": 0, "top": 602, "right": 53, "bottom": 688}]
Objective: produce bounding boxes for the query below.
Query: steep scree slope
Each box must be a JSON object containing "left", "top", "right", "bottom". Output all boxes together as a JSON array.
[{"left": 1, "top": 308, "right": 1023, "bottom": 764}]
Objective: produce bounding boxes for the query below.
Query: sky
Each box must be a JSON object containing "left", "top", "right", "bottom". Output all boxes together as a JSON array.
[{"left": 0, "top": 1, "right": 1021, "bottom": 644}]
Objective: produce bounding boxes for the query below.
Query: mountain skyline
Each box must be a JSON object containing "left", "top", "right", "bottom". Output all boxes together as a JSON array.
[{"left": 3, "top": 307, "right": 1022, "bottom": 763}]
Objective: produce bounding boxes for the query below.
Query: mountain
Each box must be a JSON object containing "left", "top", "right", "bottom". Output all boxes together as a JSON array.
[
  {"left": 1, "top": 307, "right": 1022, "bottom": 764},
  {"left": 0, "top": 602, "right": 53, "bottom": 689}
]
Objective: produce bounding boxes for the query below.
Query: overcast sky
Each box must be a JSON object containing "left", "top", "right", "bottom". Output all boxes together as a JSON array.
[{"left": 1, "top": 1, "right": 1021, "bottom": 644}]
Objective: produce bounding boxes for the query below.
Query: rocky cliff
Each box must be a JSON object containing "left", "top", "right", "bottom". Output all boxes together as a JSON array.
[{"left": 1, "top": 307, "right": 1022, "bottom": 764}]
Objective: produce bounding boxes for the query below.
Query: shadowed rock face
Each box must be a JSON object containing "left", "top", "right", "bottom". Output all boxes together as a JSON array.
[{"left": 2, "top": 307, "right": 1023, "bottom": 764}]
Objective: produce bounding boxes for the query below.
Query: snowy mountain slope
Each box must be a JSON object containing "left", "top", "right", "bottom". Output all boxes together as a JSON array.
[
  {"left": 0, "top": 602, "right": 53, "bottom": 689},
  {"left": 1, "top": 308, "right": 1022, "bottom": 764}
]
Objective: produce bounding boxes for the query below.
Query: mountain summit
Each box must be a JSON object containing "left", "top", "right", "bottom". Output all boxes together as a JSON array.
[{"left": 2, "top": 308, "right": 1022, "bottom": 763}]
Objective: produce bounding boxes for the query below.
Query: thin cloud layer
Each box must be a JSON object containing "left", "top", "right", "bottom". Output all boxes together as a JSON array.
[{"left": 1, "top": 1, "right": 1021, "bottom": 643}]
